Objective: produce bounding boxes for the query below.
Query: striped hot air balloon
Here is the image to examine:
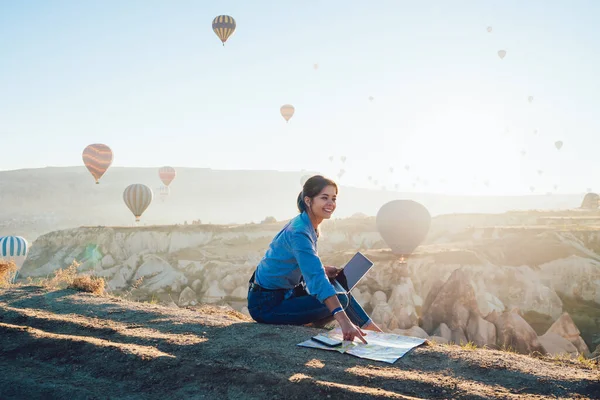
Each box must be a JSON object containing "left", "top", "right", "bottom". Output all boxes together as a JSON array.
[
  {"left": 0, "top": 236, "right": 29, "bottom": 277},
  {"left": 123, "top": 184, "right": 153, "bottom": 222},
  {"left": 0, "top": 236, "right": 28, "bottom": 258},
  {"left": 280, "top": 104, "right": 295, "bottom": 122},
  {"left": 212, "top": 15, "right": 236, "bottom": 46},
  {"left": 158, "top": 166, "right": 176, "bottom": 186},
  {"left": 82, "top": 144, "right": 113, "bottom": 184}
]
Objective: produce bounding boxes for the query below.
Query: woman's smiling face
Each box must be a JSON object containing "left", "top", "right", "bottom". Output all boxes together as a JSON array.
[{"left": 306, "top": 185, "right": 337, "bottom": 220}]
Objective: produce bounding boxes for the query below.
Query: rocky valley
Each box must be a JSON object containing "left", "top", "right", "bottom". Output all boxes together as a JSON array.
[{"left": 19, "top": 209, "right": 600, "bottom": 360}]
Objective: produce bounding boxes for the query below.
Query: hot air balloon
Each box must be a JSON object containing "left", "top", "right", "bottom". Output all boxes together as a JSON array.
[
  {"left": 0, "top": 236, "right": 28, "bottom": 281},
  {"left": 212, "top": 15, "right": 236, "bottom": 46},
  {"left": 328, "top": 155, "right": 334, "bottom": 162},
  {"left": 313, "top": 63, "right": 319, "bottom": 70},
  {"left": 158, "top": 166, "right": 176, "bottom": 186},
  {"left": 498, "top": 50, "right": 506, "bottom": 59},
  {"left": 280, "top": 104, "right": 295, "bottom": 122},
  {"left": 340, "top": 156, "right": 346, "bottom": 163},
  {"left": 123, "top": 184, "right": 153, "bottom": 222},
  {"left": 389, "top": 167, "right": 394, "bottom": 173},
  {"left": 528, "top": 96, "right": 534, "bottom": 103},
  {"left": 0, "top": 236, "right": 28, "bottom": 263},
  {"left": 82, "top": 144, "right": 113, "bottom": 184},
  {"left": 300, "top": 174, "right": 311, "bottom": 187},
  {"left": 376, "top": 200, "right": 431, "bottom": 261},
  {"left": 555, "top": 141, "right": 563, "bottom": 150},
  {"left": 487, "top": 26, "right": 492, "bottom": 33},
  {"left": 155, "top": 185, "right": 170, "bottom": 203}
]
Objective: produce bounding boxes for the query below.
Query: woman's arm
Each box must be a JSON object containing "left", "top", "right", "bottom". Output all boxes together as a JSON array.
[
  {"left": 289, "top": 231, "right": 337, "bottom": 303},
  {"left": 324, "top": 295, "right": 368, "bottom": 344},
  {"left": 289, "top": 231, "right": 367, "bottom": 343}
]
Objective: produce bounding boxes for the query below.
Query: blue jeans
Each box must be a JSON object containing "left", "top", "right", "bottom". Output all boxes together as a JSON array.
[{"left": 247, "top": 287, "right": 371, "bottom": 328}]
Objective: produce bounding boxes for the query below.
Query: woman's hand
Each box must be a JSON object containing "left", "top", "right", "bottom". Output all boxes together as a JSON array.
[
  {"left": 324, "top": 265, "right": 341, "bottom": 278},
  {"left": 339, "top": 318, "right": 368, "bottom": 344}
]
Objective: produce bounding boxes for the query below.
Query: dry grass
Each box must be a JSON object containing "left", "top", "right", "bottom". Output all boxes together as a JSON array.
[
  {"left": 68, "top": 276, "right": 105, "bottom": 295},
  {"left": 43, "top": 260, "right": 80, "bottom": 289},
  {"left": 121, "top": 276, "right": 144, "bottom": 300},
  {"left": 461, "top": 341, "right": 478, "bottom": 351},
  {"left": 0, "top": 260, "right": 18, "bottom": 287},
  {"left": 545, "top": 353, "right": 599, "bottom": 370},
  {"left": 39, "top": 260, "right": 106, "bottom": 296}
]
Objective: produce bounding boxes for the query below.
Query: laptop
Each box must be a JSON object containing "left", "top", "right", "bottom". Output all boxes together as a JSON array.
[{"left": 330, "top": 252, "right": 374, "bottom": 294}]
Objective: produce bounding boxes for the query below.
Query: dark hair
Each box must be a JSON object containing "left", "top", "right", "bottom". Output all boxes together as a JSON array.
[{"left": 297, "top": 175, "right": 338, "bottom": 213}]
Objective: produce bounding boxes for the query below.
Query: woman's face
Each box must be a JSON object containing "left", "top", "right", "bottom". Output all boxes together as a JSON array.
[{"left": 306, "top": 185, "right": 337, "bottom": 219}]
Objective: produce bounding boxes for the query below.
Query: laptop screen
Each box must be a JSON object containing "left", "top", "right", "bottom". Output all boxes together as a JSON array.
[{"left": 334, "top": 252, "right": 374, "bottom": 292}]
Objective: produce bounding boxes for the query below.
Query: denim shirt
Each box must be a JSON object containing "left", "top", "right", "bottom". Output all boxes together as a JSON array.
[{"left": 254, "top": 211, "right": 336, "bottom": 303}]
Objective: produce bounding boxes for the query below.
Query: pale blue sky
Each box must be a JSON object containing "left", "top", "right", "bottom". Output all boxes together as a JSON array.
[{"left": 1, "top": 0, "right": 598, "bottom": 195}]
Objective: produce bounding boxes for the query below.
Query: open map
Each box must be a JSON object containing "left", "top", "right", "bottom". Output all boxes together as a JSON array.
[{"left": 297, "top": 328, "right": 428, "bottom": 364}]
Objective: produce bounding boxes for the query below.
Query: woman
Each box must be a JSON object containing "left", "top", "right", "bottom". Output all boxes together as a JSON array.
[{"left": 247, "top": 175, "right": 382, "bottom": 343}]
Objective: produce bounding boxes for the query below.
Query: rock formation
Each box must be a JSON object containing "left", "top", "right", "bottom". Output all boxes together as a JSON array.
[{"left": 19, "top": 211, "right": 600, "bottom": 357}]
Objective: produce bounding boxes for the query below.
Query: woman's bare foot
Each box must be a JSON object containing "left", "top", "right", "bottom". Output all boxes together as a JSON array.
[{"left": 362, "top": 320, "right": 383, "bottom": 332}]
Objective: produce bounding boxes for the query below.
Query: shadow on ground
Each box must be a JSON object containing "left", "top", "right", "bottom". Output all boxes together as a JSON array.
[{"left": 0, "top": 286, "right": 598, "bottom": 399}]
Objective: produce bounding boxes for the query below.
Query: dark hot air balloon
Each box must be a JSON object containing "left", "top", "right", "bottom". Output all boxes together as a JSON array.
[
  {"left": 212, "top": 15, "right": 236, "bottom": 46},
  {"left": 376, "top": 200, "right": 431, "bottom": 262}
]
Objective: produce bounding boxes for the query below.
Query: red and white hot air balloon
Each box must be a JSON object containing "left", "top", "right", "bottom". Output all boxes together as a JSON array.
[
  {"left": 158, "top": 166, "right": 176, "bottom": 186},
  {"left": 82, "top": 144, "right": 113, "bottom": 184}
]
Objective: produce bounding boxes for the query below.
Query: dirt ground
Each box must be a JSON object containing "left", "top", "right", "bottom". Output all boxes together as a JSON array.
[{"left": 0, "top": 286, "right": 598, "bottom": 400}]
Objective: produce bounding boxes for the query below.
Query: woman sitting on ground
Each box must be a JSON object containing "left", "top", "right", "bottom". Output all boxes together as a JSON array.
[{"left": 247, "top": 175, "right": 382, "bottom": 343}]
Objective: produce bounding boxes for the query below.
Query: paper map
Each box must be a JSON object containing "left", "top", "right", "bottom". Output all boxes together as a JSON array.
[{"left": 297, "top": 328, "right": 427, "bottom": 364}]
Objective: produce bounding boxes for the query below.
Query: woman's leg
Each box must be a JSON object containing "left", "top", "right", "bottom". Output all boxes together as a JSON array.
[
  {"left": 248, "top": 287, "right": 381, "bottom": 330},
  {"left": 255, "top": 289, "right": 352, "bottom": 326}
]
